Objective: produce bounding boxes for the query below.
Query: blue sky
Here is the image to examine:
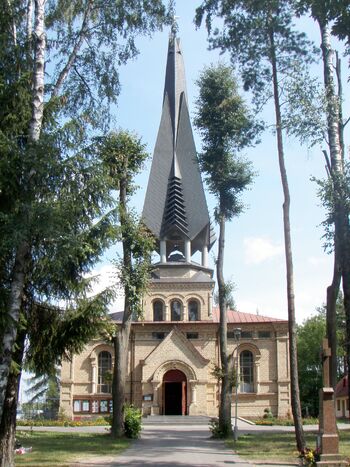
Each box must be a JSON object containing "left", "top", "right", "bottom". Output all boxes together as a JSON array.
[
  {"left": 93, "top": 1, "right": 349, "bottom": 325},
  {"left": 20, "top": 1, "right": 349, "bottom": 403}
]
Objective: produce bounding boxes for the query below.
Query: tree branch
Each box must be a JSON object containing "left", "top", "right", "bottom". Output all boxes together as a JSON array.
[
  {"left": 73, "top": 65, "right": 95, "bottom": 102},
  {"left": 323, "top": 149, "right": 332, "bottom": 177},
  {"left": 51, "top": 0, "right": 93, "bottom": 98}
]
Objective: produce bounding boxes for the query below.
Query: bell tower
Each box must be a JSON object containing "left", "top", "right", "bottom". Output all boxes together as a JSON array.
[{"left": 142, "top": 26, "right": 215, "bottom": 267}]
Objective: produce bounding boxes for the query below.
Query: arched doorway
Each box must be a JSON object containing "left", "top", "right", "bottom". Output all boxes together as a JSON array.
[{"left": 163, "top": 369, "right": 187, "bottom": 415}]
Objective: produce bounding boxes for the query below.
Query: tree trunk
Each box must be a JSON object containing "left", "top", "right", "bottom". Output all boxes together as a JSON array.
[
  {"left": 111, "top": 174, "right": 133, "bottom": 438},
  {"left": 0, "top": 329, "right": 26, "bottom": 467},
  {"left": 217, "top": 213, "right": 233, "bottom": 437},
  {"left": 0, "top": 374, "right": 19, "bottom": 467},
  {"left": 26, "top": 0, "right": 33, "bottom": 43},
  {"left": 0, "top": 242, "right": 29, "bottom": 422},
  {"left": 268, "top": 25, "right": 305, "bottom": 452},
  {"left": 28, "top": 0, "right": 46, "bottom": 141},
  {"left": 0, "top": 0, "right": 46, "bottom": 424},
  {"left": 111, "top": 319, "right": 131, "bottom": 437},
  {"left": 0, "top": 0, "right": 46, "bottom": 434},
  {"left": 319, "top": 21, "right": 350, "bottom": 418},
  {"left": 326, "top": 254, "right": 341, "bottom": 390}
]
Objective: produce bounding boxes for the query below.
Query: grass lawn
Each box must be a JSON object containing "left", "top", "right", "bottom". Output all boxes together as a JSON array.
[
  {"left": 15, "top": 431, "right": 130, "bottom": 466},
  {"left": 227, "top": 430, "right": 350, "bottom": 464}
]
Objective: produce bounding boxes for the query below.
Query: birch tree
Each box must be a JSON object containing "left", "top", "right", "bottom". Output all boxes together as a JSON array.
[
  {"left": 0, "top": 0, "right": 170, "bottom": 423},
  {"left": 294, "top": 1, "right": 350, "bottom": 405}
]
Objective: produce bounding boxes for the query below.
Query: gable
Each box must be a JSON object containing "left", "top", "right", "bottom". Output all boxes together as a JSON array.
[{"left": 141, "top": 327, "right": 209, "bottom": 382}]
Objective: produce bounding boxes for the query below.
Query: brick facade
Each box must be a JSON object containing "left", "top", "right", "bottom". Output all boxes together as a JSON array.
[{"left": 60, "top": 262, "right": 291, "bottom": 420}]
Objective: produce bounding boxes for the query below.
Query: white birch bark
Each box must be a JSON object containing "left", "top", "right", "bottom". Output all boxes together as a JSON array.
[
  {"left": 320, "top": 21, "right": 350, "bottom": 417},
  {"left": 26, "top": 0, "right": 33, "bottom": 44},
  {"left": 0, "top": 0, "right": 46, "bottom": 422},
  {"left": 28, "top": 0, "right": 46, "bottom": 142},
  {"left": 320, "top": 23, "right": 342, "bottom": 173}
]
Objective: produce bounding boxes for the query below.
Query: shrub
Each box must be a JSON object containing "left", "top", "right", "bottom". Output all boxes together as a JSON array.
[
  {"left": 17, "top": 417, "right": 110, "bottom": 427},
  {"left": 263, "top": 408, "right": 273, "bottom": 419},
  {"left": 208, "top": 418, "right": 232, "bottom": 439},
  {"left": 123, "top": 405, "right": 142, "bottom": 439}
]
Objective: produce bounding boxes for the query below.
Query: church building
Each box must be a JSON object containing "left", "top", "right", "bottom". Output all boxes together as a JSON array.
[{"left": 59, "top": 29, "right": 291, "bottom": 420}]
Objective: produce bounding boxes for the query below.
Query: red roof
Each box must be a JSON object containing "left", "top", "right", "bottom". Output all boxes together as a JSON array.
[
  {"left": 336, "top": 376, "right": 348, "bottom": 398},
  {"left": 110, "top": 308, "right": 287, "bottom": 324},
  {"left": 212, "top": 307, "right": 287, "bottom": 324}
]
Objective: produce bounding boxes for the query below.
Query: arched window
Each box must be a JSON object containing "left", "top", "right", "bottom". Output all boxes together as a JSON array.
[
  {"left": 98, "top": 351, "right": 112, "bottom": 393},
  {"left": 153, "top": 300, "right": 164, "bottom": 321},
  {"left": 171, "top": 300, "right": 182, "bottom": 321},
  {"left": 239, "top": 350, "right": 254, "bottom": 393},
  {"left": 188, "top": 300, "right": 199, "bottom": 321}
]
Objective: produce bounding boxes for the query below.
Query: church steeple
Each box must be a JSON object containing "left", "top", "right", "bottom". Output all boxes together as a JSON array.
[{"left": 142, "top": 29, "right": 215, "bottom": 267}]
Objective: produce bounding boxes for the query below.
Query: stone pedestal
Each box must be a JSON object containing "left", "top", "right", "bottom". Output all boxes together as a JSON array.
[
  {"left": 318, "top": 387, "right": 339, "bottom": 455},
  {"left": 316, "top": 340, "right": 347, "bottom": 467}
]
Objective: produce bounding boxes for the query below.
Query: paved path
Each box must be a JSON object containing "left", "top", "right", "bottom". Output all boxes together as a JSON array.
[
  {"left": 70, "top": 424, "right": 254, "bottom": 467},
  {"left": 18, "top": 418, "right": 349, "bottom": 466}
]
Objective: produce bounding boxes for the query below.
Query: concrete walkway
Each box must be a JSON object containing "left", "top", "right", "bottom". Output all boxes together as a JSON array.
[
  {"left": 18, "top": 418, "right": 349, "bottom": 466},
  {"left": 66, "top": 418, "right": 309, "bottom": 467},
  {"left": 70, "top": 423, "right": 254, "bottom": 467}
]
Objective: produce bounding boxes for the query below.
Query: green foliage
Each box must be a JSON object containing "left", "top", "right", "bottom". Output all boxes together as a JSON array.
[
  {"left": 97, "top": 130, "right": 149, "bottom": 195},
  {"left": 211, "top": 363, "right": 238, "bottom": 387},
  {"left": 196, "top": 0, "right": 316, "bottom": 110},
  {"left": 313, "top": 164, "right": 350, "bottom": 253},
  {"left": 297, "top": 296, "right": 347, "bottom": 417},
  {"left": 115, "top": 216, "right": 154, "bottom": 319},
  {"left": 194, "top": 64, "right": 257, "bottom": 221},
  {"left": 15, "top": 431, "right": 129, "bottom": 466},
  {"left": 209, "top": 417, "right": 230, "bottom": 438},
  {"left": 26, "top": 289, "right": 114, "bottom": 374},
  {"left": 45, "top": 0, "right": 171, "bottom": 128},
  {"left": 25, "top": 371, "right": 60, "bottom": 419},
  {"left": 263, "top": 408, "right": 273, "bottom": 419},
  {"left": 214, "top": 280, "right": 236, "bottom": 309},
  {"left": 283, "top": 66, "right": 327, "bottom": 148},
  {"left": 17, "top": 417, "right": 110, "bottom": 427},
  {"left": 96, "top": 130, "right": 155, "bottom": 320},
  {"left": 294, "top": 1, "right": 350, "bottom": 45},
  {"left": 123, "top": 405, "right": 142, "bottom": 439},
  {"left": 297, "top": 311, "right": 325, "bottom": 417}
]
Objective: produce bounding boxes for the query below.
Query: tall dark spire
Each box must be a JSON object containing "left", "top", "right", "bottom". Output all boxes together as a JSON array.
[{"left": 142, "top": 30, "right": 215, "bottom": 266}]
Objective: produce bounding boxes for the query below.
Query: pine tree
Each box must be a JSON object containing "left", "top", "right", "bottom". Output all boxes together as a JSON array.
[
  {"left": 195, "top": 0, "right": 316, "bottom": 450},
  {"left": 194, "top": 64, "right": 257, "bottom": 437}
]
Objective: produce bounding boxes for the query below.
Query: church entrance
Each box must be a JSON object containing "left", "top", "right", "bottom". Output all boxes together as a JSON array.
[{"left": 163, "top": 369, "right": 187, "bottom": 415}]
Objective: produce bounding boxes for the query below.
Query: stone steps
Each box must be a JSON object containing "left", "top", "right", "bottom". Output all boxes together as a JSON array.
[{"left": 143, "top": 415, "right": 212, "bottom": 425}]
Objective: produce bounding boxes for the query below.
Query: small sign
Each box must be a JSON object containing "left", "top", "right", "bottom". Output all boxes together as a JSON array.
[{"left": 143, "top": 394, "right": 153, "bottom": 401}]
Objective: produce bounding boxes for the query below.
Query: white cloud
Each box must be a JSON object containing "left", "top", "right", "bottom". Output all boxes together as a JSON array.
[
  {"left": 243, "top": 237, "right": 283, "bottom": 265},
  {"left": 87, "top": 264, "right": 125, "bottom": 312}
]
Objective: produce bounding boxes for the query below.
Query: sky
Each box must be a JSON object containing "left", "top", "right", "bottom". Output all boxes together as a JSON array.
[
  {"left": 20, "top": 1, "right": 349, "bottom": 403},
  {"left": 91, "top": 1, "right": 349, "bottom": 326}
]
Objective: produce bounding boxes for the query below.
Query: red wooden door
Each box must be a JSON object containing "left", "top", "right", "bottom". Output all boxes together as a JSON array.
[{"left": 182, "top": 381, "right": 186, "bottom": 415}]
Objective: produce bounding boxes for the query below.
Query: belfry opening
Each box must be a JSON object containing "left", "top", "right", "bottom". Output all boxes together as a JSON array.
[
  {"left": 163, "top": 369, "right": 187, "bottom": 415},
  {"left": 59, "top": 23, "right": 291, "bottom": 423}
]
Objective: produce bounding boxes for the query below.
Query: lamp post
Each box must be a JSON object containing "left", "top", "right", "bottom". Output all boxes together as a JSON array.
[{"left": 233, "top": 327, "right": 241, "bottom": 442}]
